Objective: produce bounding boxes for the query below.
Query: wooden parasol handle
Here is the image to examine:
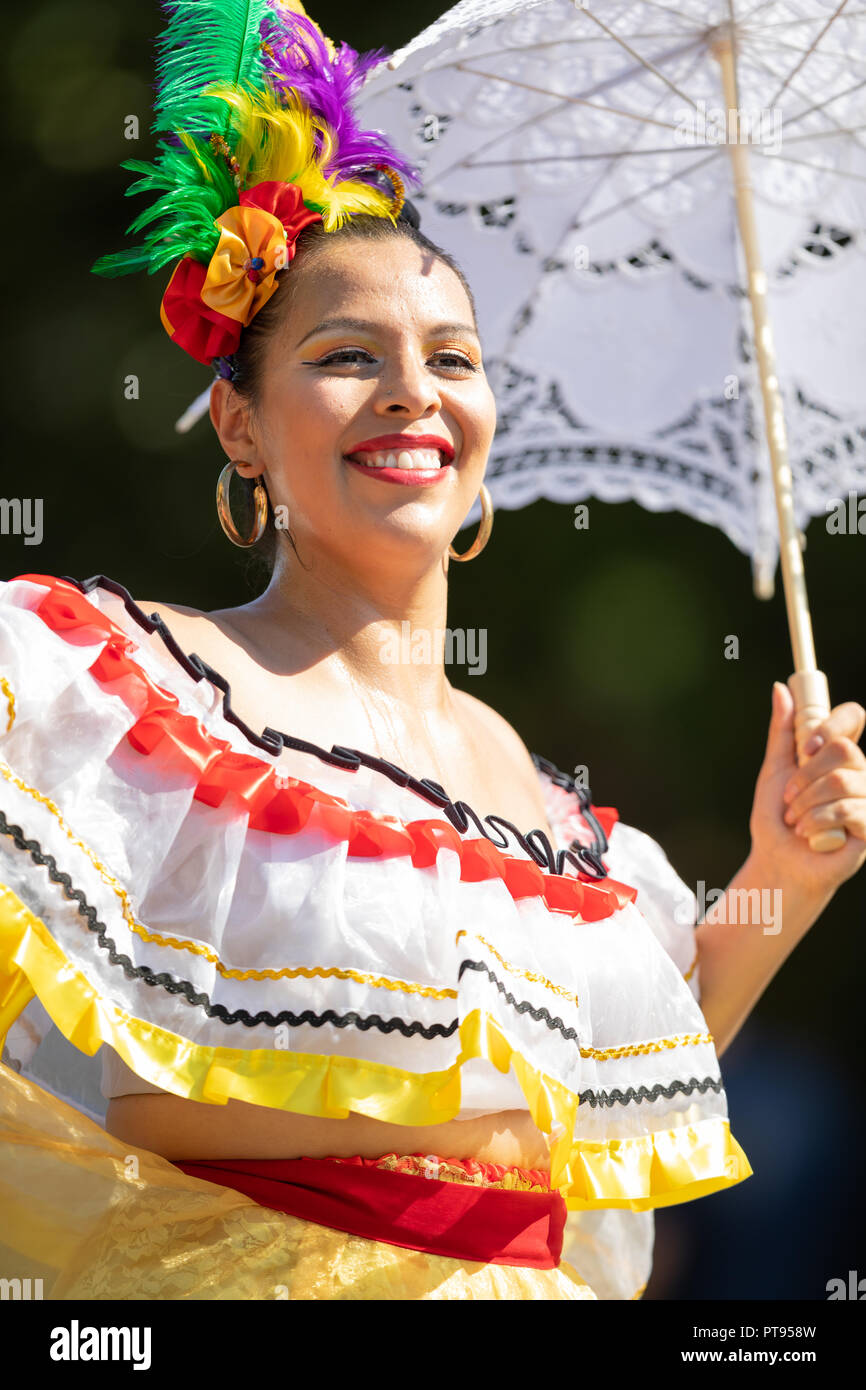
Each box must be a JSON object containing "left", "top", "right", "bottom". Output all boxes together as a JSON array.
[
  {"left": 787, "top": 671, "right": 847, "bottom": 851},
  {"left": 712, "top": 32, "right": 846, "bottom": 853}
]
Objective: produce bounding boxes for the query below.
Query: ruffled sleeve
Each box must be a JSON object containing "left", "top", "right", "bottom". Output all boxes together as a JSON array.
[
  {"left": 537, "top": 762, "right": 700, "bottom": 1002},
  {"left": 536, "top": 760, "right": 713, "bottom": 1297},
  {"left": 604, "top": 822, "right": 700, "bottom": 1002},
  {"left": 1, "top": 572, "right": 750, "bottom": 1226}
]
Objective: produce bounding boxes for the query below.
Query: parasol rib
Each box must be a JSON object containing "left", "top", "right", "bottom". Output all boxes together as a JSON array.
[{"left": 767, "top": 0, "right": 850, "bottom": 108}]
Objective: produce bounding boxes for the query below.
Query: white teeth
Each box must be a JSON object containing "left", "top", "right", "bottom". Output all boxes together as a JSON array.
[{"left": 350, "top": 448, "right": 444, "bottom": 471}]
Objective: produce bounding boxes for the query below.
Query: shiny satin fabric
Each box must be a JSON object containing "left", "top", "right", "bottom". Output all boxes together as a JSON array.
[
  {"left": 201, "top": 204, "right": 290, "bottom": 324},
  {"left": 0, "top": 570, "right": 752, "bottom": 1301},
  {"left": 170, "top": 1153, "right": 566, "bottom": 1268},
  {"left": 0, "top": 1064, "right": 595, "bottom": 1300},
  {"left": 160, "top": 182, "right": 324, "bottom": 364}
]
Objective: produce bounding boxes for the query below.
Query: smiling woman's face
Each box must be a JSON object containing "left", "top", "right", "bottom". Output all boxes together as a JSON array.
[{"left": 211, "top": 233, "right": 497, "bottom": 572}]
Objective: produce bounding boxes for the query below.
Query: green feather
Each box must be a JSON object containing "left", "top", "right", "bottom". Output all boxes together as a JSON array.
[
  {"left": 92, "top": 0, "right": 274, "bottom": 278},
  {"left": 153, "top": 0, "right": 274, "bottom": 141},
  {"left": 92, "top": 137, "right": 234, "bottom": 276}
]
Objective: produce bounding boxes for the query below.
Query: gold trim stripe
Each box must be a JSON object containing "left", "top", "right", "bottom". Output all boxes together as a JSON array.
[
  {"left": 577, "top": 1031, "right": 712, "bottom": 1062},
  {"left": 455, "top": 929, "right": 711, "bottom": 1058},
  {"left": 0, "top": 758, "right": 454, "bottom": 1001},
  {"left": 456, "top": 928, "right": 580, "bottom": 1007},
  {"left": 0, "top": 677, "right": 14, "bottom": 734},
  {"left": 0, "top": 883, "right": 754, "bottom": 1207},
  {"left": 0, "top": 762, "right": 710, "bottom": 1043}
]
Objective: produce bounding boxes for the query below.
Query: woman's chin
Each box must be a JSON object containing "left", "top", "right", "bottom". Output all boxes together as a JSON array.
[{"left": 334, "top": 506, "right": 452, "bottom": 564}]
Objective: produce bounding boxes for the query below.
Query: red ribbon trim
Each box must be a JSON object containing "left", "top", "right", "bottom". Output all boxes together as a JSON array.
[
  {"left": 12, "top": 574, "right": 636, "bottom": 922},
  {"left": 171, "top": 1155, "right": 567, "bottom": 1269}
]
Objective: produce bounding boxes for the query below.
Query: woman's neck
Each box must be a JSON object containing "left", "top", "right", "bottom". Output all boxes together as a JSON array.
[{"left": 225, "top": 543, "right": 457, "bottom": 711}]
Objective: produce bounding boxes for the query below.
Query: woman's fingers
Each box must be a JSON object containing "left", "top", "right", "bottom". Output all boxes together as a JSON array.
[
  {"left": 781, "top": 707, "right": 866, "bottom": 841},
  {"left": 783, "top": 765, "right": 866, "bottom": 825},
  {"left": 789, "top": 797, "right": 866, "bottom": 842},
  {"left": 797, "top": 700, "right": 866, "bottom": 757}
]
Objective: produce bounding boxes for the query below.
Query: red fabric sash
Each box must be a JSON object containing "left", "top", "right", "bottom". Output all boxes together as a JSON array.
[{"left": 172, "top": 1156, "right": 566, "bottom": 1270}]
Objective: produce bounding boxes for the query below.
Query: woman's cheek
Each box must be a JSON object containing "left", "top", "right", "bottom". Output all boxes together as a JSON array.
[{"left": 454, "top": 385, "right": 496, "bottom": 463}]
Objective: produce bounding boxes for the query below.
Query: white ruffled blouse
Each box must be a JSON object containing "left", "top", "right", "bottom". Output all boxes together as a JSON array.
[{"left": 0, "top": 572, "right": 751, "bottom": 1299}]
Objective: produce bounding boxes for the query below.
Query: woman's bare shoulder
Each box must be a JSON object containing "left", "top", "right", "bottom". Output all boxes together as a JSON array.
[
  {"left": 452, "top": 687, "right": 541, "bottom": 790},
  {"left": 136, "top": 597, "right": 228, "bottom": 648},
  {"left": 134, "top": 597, "right": 236, "bottom": 667},
  {"left": 136, "top": 598, "right": 206, "bottom": 624}
]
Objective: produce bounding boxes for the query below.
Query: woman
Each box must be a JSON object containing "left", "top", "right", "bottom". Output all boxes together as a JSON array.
[{"left": 1, "top": 0, "right": 865, "bottom": 1301}]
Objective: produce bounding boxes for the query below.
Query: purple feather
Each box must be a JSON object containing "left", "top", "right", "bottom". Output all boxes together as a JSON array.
[{"left": 260, "top": 6, "right": 417, "bottom": 184}]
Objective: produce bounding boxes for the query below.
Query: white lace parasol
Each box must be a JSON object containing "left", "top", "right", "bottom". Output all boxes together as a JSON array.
[
  {"left": 358, "top": 0, "right": 866, "bottom": 601},
  {"left": 359, "top": 0, "right": 866, "bottom": 850}
]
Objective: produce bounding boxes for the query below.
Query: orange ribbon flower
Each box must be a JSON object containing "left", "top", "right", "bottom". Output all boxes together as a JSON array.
[{"left": 160, "top": 181, "right": 323, "bottom": 364}]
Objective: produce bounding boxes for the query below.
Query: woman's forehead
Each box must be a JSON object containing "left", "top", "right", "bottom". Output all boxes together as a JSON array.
[{"left": 291, "top": 238, "right": 473, "bottom": 325}]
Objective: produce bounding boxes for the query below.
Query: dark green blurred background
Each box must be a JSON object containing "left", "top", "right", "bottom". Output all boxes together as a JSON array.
[{"left": 3, "top": 0, "right": 864, "bottom": 1297}]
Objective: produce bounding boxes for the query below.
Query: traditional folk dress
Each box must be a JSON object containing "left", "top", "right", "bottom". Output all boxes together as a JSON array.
[{"left": 0, "top": 573, "right": 751, "bottom": 1300}]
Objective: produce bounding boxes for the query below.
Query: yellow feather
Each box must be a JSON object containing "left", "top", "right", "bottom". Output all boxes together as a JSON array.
[
  {"left": 207, "top": 86, "right": 318, "bottom": 184},
  {"left": 176, "top": 128, "right": 213, "bottom": 183},
  {"left": 204, "top": 83, "right": 395, "bottom": 232}
]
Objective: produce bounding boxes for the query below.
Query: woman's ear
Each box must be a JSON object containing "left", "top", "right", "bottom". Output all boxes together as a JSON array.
[{"left": 209, "top": 379, "right": 265, "bottom": 479}]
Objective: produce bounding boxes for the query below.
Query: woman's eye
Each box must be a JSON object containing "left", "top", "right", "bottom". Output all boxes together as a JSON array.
[
  {"left": 314, "top": 348, "right": 375, "bottom": 366},
  {"left": 431, "top": 351, "right": 478, "bottom": 372},
  {"left": 308, "top": 348, "right": 478, "bottom": 372}
]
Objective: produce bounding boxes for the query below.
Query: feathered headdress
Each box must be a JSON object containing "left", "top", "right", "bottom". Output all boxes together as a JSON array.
[{"left": 93, "top": 0, "right": 416, "bottom": 374}]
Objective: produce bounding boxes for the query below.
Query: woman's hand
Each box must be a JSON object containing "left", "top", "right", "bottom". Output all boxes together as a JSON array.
[{"left": 748, "top": 681, "right": 866, "bottom": 902}]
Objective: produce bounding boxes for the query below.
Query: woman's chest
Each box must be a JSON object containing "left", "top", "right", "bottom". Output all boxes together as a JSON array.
[{"left": 184, "top": 634, "right": 558, "bottom": 848}]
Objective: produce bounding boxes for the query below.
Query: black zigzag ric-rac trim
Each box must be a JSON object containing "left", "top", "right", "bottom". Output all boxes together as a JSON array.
[
  {"left": 458, "top": 959, "right": 581, "bottom": 1042},
  {"left": 57, "top": 574, "right": 609, "bottom": 881},
  {"left": 530, "top": 752, "right": 609, "bottom": 878},
  {"left": 458, "top": 963, "right": 722, "bottom": 1081},
  {"left": 578, "top": 1077, "right": 724, "bottom": 1109},
  {"left": 0, "top": 811, "right": 457, "bottom": 1039}
]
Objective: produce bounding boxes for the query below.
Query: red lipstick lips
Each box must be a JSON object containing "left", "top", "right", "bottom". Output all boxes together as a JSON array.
[
  {"left": 345, "top": 434, "right": 455, "bottom": 461},
  {"left": 344, "top": 434, "right": 455, "bottom": 486}
]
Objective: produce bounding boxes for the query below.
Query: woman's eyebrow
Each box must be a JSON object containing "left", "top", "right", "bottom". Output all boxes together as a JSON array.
[{"left": 295, "top": 317, "right": 480, "bottom": 349}]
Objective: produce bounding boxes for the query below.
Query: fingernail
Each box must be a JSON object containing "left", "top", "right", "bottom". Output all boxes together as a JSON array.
[
  {"left": 803, "top": 734, "right": 824, "bottom": 757},
  {"left": 783, "top": 782, "right": 797, "bottom": 803}
]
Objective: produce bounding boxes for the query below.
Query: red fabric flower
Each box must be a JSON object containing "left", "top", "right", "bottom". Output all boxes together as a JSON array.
[
  {"left": 159, "top": 182, "right": 323, "bottom": 366},
  {"left": 239, "top": 180, "right": 323, "bottom": 251},
  {"left": 160, "top": 257, "right": 241, "bottom": 365}
]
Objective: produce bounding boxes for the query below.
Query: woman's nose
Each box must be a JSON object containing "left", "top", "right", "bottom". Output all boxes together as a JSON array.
[{"left": 375, "top": 359, "right": 442, "bottom": 417}]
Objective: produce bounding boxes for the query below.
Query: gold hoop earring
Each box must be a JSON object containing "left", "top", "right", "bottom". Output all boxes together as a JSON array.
[
  {"left": 216, "top": 460, "right": 269, "bottom": 548},
  {"left": 447, "top": 484, "right": 493, "bottom": 562}
]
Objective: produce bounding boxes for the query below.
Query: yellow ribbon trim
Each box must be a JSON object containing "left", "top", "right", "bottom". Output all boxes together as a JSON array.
[{"left": 0, "top": 882, "right": 752, "bottom": 1209}]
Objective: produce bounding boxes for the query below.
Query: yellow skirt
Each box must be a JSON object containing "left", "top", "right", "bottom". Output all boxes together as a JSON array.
[{"left": 0, "top": 1063, "right": 595, "bottom": 1301}]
